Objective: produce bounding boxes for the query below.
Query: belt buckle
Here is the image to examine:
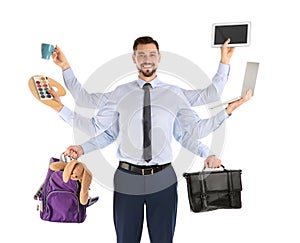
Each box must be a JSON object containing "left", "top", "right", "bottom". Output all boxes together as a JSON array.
[{"left": 142, "top": 168, "right": 154, "bottom": 175}]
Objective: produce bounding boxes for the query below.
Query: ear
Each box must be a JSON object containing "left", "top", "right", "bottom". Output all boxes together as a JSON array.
[
  {"left": 79, "top": 165, "right": 92, "bottom": 205},
  {"left": 157, "top": 52, "right": 161, "bottom": 63},
  {"left": 132, "top": 53, "right": 137, "bottom": 64},
  {"left": 50, "top": 162, "right": 66, "bottom": 171},
  {"left": 70, "top": 163, "right": 84, "bottom": 180},
  {"left": 62, "top": 160, "right": 79, "bottom": 183}
]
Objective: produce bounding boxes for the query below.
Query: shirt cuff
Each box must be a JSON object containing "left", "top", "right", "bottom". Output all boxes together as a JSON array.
[
  {"left": 197, "top": 143, "right": 214, "bottom": 158},
  {"left": 199, "top": 147, "right": 210, "bottom": 158},
  {"left": 62, "top": 68, "right": 74, "bottom": 82},
  {"left": 58, "top": 106, "right": 73, "bottom": 124},
  {"left": 80, "top": 142, "right": 94, "bottom": 154},
  {"left": 216, "top": 109, "right": 230, "bottom": 124},
  {"left": 218, "top": 62, "right": 230, "bottom": 76}
]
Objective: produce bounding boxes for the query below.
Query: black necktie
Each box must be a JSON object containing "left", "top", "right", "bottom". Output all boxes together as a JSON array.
[{"left": 143, "top": 83, "right": 152, "bottom": 162}]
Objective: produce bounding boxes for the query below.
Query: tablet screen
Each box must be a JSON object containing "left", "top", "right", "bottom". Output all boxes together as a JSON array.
[{"left": 212, "top": 22, "right": 250, "bottom": 47}]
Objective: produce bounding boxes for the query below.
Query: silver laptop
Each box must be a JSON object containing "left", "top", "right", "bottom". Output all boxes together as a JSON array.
[{"left": 210, "top": 62, "right": 259, "bottom": 109}]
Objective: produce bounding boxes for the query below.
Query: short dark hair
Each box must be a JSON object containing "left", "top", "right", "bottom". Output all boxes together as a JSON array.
[{"left": 133, "top": 36, "right": 159, "bottom": 52}]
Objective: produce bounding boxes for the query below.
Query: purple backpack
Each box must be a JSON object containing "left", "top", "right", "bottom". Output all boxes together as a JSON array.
[{"left": 34, "top": 157, "right": 98, "bottom": 223}]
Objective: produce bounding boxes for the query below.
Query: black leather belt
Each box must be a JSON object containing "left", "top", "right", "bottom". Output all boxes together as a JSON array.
[{"left": 119, "top": 161, "right": 171, "bottom": 175}]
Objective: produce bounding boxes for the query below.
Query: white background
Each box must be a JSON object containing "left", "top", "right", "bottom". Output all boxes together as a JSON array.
[{"left": 1, "top": 0, "right": 299, "bottom": 242}]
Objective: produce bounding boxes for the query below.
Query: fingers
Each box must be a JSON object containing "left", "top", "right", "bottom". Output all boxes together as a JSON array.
[
  {"left": 224, "top": 38, "right": 231, "bottom": 46},
  {"left": 205, "top": 160, "right": 221, "bottom": 168},
  {"left": 244, "top": 89, "right": 253, "bottom": 100},
  {"left": 48, "top": 86, "right": 61, "bottom": 103},
  {"left": 52, "top": 45, "right": 60, "bottom": 59},
  {"left": 64, "top": 145, "right": 84, "bottom": 159},
  {"left": 222, "top": 38, "right": 233, "bottom": 49},
  {"left": 64, "top": 146, "right": 79, "bottom": 158},
  {"left": 220, "top": 38, "right": 235, "bottom": 64},
  {"left": 51, "top": 51, "right": 57, "bottom": 60},
  {"left": 236, "top": 89, "right": 252, "bottom": 104},
  {"left": 51, "top": 45, "right": 62, "bottom": 62},
  {"left": 51, "top": 46, "right": 70, "bottom": 71},
  {"left": 65, "top": 151, "right": 79, "bottom": 159},
  {"left": 227, "top": 89, "right": 252, "bottom": 112},
  {"left": 204, "top": 156, "right": 222, "bottom": 168},
  {"left": 53, "top": 45, "right": 61, "bottom": 54},
  {"left": 47, "top": 86, "right": 57, "bottom": 97},
  {"left": 228, "top": 46, "right": 235, "bottom": 54}
]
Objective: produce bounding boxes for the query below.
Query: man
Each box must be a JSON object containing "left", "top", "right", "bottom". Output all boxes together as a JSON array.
[
  {"left": 50, "top": 38, "right": 248, "bottom": 165},
  {"left": 49, "top": 36, "right": 251, "bottom": 242}
]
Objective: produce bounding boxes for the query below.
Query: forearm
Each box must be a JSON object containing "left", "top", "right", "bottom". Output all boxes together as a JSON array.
[
  {"left": 195, "top": 109, "right": 229, "bottom": 138},
  {"left": 174, "top": 128, "right": 213, "bottom": 158},
  {"left": 58, "top": 106, "right": 107, "bottom": 137},
  {"left": 176, "top": 109, "right": 229, "bottom": 140},
  {"left": 182, "top": 63, "right": 230, "bottom": 106},
  {"left": 80, "top": 129, "right": 117, "bottom": 154},
  {"left": 63, "top": 68, "right": 109, "bottom": 109},
  {"left": 211, "top": 62, "right": 230, "bottom": 96}
]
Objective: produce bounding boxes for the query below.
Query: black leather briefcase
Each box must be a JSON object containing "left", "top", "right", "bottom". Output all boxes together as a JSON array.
[{"left": 183, "top": 166, "right": 242, "bottom": 213}]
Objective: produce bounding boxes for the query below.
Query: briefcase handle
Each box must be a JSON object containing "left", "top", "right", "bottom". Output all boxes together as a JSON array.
[{"left": 202, "top": 164, "right": 225, "bottom": 172}]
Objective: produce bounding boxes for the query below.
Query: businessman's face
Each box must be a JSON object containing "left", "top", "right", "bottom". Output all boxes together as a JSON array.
[{"left": 133, "top": 43, "right": 161, "bottom": 78}]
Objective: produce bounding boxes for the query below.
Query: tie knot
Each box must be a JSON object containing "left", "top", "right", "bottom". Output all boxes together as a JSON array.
[{"left": 143, "top": 83, "right": 151, "bottom": 90}]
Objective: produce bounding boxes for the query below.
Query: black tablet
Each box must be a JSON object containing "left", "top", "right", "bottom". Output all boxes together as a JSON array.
[{"left": 212, "top": 22, "right": 251, "bottom": 47}]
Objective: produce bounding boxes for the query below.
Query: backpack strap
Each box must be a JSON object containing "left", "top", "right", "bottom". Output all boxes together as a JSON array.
[
  {"left": 34, "top": 183, "right": 44, "bottom": 200},
  {"left": 87, "top": 196, "right": 99, "bottom": 207}
]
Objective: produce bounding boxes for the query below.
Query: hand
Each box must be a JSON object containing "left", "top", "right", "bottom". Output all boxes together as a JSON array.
[
  {"left": 52, "top": 45, "right": 70, "bottom": 71},
  {"left": 226, "top": 89, "right": 252, "bottom": 115},
  {"left": 220, "top": 38, "right": 235, "bottom": 65},
  {"left": 64, "top": 145, "right": 84, "bottom": 159},
  {"left": 48, "top": 86, "right": 64, "bottom": 112},
  {"left": 204, "top": 155, "right": 222, "bottom": 168}
]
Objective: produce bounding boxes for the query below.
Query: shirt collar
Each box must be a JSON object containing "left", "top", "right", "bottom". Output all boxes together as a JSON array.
[{"left": 137, "top": 76, "right": 160, "bottom": 89}]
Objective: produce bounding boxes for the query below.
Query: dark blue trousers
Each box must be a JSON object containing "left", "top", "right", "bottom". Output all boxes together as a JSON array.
[{"left": 113, "top": 165, "right": 178, "bottom": 243}]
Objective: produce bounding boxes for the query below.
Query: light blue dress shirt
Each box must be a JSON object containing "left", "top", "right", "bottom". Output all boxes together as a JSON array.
[{"left": 58, "top": 64, "right": 230, "bottom": 165}]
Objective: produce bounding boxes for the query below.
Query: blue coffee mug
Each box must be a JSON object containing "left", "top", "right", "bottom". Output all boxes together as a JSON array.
[{"left": 41, "top": 43, "right": 55, "bottom": 60}]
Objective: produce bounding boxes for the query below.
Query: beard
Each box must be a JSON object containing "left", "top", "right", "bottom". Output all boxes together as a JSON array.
[{"left": 138, "top": 63, "right": 157, "bottom": 77}]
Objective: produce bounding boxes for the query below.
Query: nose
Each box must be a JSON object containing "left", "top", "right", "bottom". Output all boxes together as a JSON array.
[{"left": 142, "top": 55, "right": 151, "bottom": 61}]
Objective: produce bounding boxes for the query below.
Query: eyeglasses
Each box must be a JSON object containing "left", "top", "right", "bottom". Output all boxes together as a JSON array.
[{"left": 134, "top": 50, "right": 159, "bottom": 61}]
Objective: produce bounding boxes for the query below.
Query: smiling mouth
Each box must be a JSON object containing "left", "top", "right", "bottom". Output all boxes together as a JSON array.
[{"left": 141, "top": 63, "right": 154, "bottom": 69}]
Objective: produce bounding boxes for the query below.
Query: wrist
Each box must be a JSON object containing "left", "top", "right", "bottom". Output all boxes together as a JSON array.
[
  {"left": 226, "top": 107, "right": 233, "bottom": 116},
  {"left": 79, "top": 145, "right": 85, "bottom": 155},
  {"left": 61, "top": 63, "right": 70, "bottom": 71},
  {"left": 220, "top": 59, "right": 229, "bottom": 65},
  {"left": 53, "top": 104, "right": 64, "bottom": 112}
]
